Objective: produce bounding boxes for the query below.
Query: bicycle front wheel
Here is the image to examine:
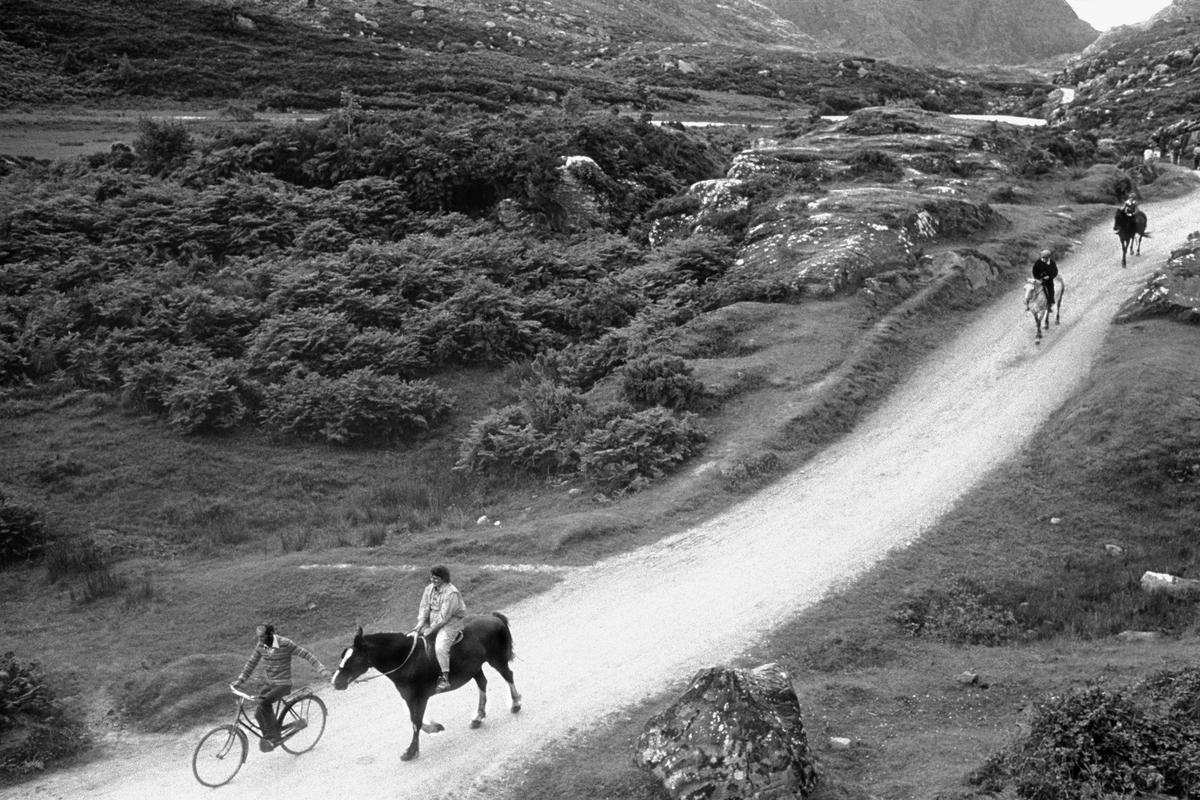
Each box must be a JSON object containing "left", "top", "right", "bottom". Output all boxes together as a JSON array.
[
  {"left": 279, "top": 694, "right": 327, "bottom": 755},
  {"left": 192, "top": 724, "right": 248, "bottom": 787}
]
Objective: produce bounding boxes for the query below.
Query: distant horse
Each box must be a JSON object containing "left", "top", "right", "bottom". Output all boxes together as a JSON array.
[
  {"left": 1114, "top": 209, "right": 1147, "bottom": 267},
  {"left": 332, "top": 613, "right": 521, "bottom": 761},
  {"left": 1023, "top": 276, "right": 1064, "bottom": 344}
]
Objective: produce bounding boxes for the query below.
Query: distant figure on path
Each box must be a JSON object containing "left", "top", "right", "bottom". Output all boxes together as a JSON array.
[{"left": 1032, "top": 248, "right": 1059, "bottom": 311}]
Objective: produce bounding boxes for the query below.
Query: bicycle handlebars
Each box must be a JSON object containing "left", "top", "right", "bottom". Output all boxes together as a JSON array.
[{"left": 229, "top": 683, "right": 259, "bottom": 700}]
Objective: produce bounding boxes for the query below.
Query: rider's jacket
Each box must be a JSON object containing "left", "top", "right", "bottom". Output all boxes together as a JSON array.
[
  {"left": 417, "top": 582, "right": 467, "bottom": 631},
  {"left": 1032, "top": 257, "right": 1058, "bottom": 283}
]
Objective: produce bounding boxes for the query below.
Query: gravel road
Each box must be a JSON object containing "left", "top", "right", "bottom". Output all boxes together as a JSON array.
[{"left": 16, "top": 187, "right": 1200, "bottom": 800}]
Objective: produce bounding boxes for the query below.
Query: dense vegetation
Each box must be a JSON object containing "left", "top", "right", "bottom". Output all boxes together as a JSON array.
[{"left": 0, "top": 108, "right": 753, "bottom": 498}]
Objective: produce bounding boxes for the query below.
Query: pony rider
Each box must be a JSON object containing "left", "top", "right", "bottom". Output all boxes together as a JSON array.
[{"left": 415, "top": 564, "right": 466, "bottom": 692}]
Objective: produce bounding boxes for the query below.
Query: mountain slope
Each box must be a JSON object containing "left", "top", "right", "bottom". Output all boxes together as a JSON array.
[
  {"left": 759, "top": 0, "right": 1097, "bottom": 64},
  {"left": 1052, "top": 0, "right": 1200, "bottom": 139},
  {"left": 213, "top": 0, "right": 1094, "bottom": 65}
]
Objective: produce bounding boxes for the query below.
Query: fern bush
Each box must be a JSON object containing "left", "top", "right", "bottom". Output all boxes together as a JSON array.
[
  {"left": 455, "top": 405, "right": 570, "bottom": 476},
  {"left": 0, "top": 494, "right": 47, "bottom": 567},
  {"left": 454, "top": 380, "right": 592, "bottom": 475},
  {"left": 134, "top": 117, "right": 193, "bottom": 175},
  {"left": 0, "top": 652, "right": 89, "bottom": 777},
  {"left": 162, "top": 359, "right": 251, "bottom": 434},
  {"left": 578, "top": 407, "right": 707, "bottom": 494},
  {"left": 620, "top": 354, "right": 704, "bottom": 410},
  {"left": 261, "top": 369, "right": 456, "bottom": 445},
  {"left": 972, "top": 669, "right": 1200, "bottom": 799}
]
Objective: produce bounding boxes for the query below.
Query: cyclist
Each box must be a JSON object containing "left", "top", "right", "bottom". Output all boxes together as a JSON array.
[{"left": 233, "top": 623, "right": 331, "bottom": 751}]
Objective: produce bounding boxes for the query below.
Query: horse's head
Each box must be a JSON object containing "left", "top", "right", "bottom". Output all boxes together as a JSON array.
[{"left": 331, "top": 627, "right": 370, "bottom": 690}]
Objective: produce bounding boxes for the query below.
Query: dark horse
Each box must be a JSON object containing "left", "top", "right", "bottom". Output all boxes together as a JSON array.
[
  {"left": 1114, "top": 209, "right": 1147, "bottom": 267},
  {"left": 332, "top": 612, "right": 521, "bottom": 761}
]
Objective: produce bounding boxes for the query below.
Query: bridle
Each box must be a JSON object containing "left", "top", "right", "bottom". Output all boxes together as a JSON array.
[{"left": 343, "top": 631, "right": 420, "bottom": 684}]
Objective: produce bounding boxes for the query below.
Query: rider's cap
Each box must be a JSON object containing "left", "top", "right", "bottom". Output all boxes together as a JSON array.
[{"left": 1040, "top": 249, "right": 1051, "bottom": 257}]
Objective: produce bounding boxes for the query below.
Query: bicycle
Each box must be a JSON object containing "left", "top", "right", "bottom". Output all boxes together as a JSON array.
[{"left": 191, "top": 683, "right": 327, "bottom": 787}]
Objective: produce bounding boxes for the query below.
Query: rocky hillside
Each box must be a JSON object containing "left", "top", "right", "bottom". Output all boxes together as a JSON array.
[
  {"left": 1051, "top": 0, "right": 1200, "bottom": 142},
  {"left": 209, "top": 0, "right": 1094, "bottom": 65},
  {"left": 758, "top": 0, "right": 1097, "bottom": 65}
]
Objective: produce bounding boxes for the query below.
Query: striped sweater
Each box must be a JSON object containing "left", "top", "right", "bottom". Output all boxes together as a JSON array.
[{"left": 237, "top": 635, "right": 325, "bottom": 687}]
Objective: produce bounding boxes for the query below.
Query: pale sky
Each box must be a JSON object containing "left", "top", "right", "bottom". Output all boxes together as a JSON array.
[{"left": 1065, "top": 0, "right": 1175, "bottom": 30}]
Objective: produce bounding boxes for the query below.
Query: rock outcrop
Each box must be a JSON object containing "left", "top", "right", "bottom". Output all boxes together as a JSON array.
[
  {"left": 635, "top": 663, "right": 819, "bottom": 800},
  {"left": 1114, "top": 232, "right": 1200, "bottom": 323},
  {"left": 653, "top": 108, "right": 1003, "bottom": 303}
]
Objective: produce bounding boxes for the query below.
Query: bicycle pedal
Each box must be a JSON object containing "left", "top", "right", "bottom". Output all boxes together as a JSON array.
[{"left": 285, "top": 718, "right": 307, "bottom": 732}]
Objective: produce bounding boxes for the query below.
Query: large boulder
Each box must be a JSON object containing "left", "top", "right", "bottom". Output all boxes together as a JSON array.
[
  {"left": 635, "top": 663, "right": 819, "bottom": 800},
  {"left": 716, "top": 187, "right": 993, "bottom": 299},
  {"left": 1114, "top": 233, "right": 1200, "bottom": 324}
]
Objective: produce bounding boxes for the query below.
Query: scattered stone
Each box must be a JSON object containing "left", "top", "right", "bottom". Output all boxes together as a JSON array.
[
  {"left": 956, "top": 671, "right": 980, "bottom": 686},
  {"left": 828, "top": 736, "right": 852, "bottom": 750},
  {"left": 1050, "top": 517, "right": 1062, "bottom": 525},
  {"left": 1117, "top": 630, "right": 1164, "bottom": 642},
  {"left": 1140, "top": 571, "right": 1200, "bottom": 597},
  {"left": 635, "top": 663, "right": 819, "bottom": 800},
  {"left": 1104, "top": 544, "right": 1124, "bottom": 557},
  {"left": 476, "top": 515, "right": 490, "bottom": 525}
]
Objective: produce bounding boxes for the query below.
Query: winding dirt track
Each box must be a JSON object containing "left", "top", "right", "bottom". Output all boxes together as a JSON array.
[{"left": 16, "top": 186, "right": 1200, "bottom": 800}]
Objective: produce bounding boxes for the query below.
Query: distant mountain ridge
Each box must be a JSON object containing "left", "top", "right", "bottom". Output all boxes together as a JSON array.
[
  {"left": 220, "top": 0, "right": 1097, "bottom": 65},
  {"left": 758, "top": 0, "right": 1098, "bottom": 64}
]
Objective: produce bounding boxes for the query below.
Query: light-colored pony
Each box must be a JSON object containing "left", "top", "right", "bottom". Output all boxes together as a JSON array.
[{"left": 1023, "top": 276, "right": 1064, "bottom": 343}]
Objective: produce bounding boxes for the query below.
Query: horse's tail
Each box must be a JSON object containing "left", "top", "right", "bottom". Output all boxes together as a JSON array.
[{"left": 490, "top": 611, "right": 515, "bottom": 662}]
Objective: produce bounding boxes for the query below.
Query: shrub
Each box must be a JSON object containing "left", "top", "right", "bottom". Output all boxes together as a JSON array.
[
  {"left": 0, "top": 652, "right": 89, "bottom": 777},
  {"left": 578, "top": 407, "right": 707, "bottom": 494},
  {"left": 261, "top": 369, "right": 456, "bottom": 444},
  {"left": 847, "top": 149, "right": 902, "bottom": 181},
  {"left": 454, "top": 405, "right": 570, "bottom": 476},
  {"left": 118, "top": 345, "right": 220, "bottom": 413},
  {"left": 162, "top": 359, "right": 251, "bottom": 434},
  {"left": 42, "top": 536, "right": 105, "bottom": 583},
  {"left": 134, "top": 117, "right": 194, "bottom": 175},
  {"left": 893, "top": 580, "right": 1019, "bottom": 645},
  {"left": 973, "top": 669, "right": 1200, "bottom": 799},
  {"left": 0, "top": 494, "right": 47, "bottom": 567},
  {"left": 620, "top": 354, "right": 704, "bottom": 410}
]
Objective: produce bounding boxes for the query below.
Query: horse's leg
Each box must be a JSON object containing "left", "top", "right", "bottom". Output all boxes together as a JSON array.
[
  {"left": 402, "top": 695, "right": 430, "bottom": 761},
  {"left": 489, "top": 658, "right": 522, "bottom": 713},
  {"left": 1136, "top": 234, "right": 1143, "bottom": 256},
  {"left": 1121, "top": 237, "right": 1128, "bottom": 268},
  {"left": 469, "top": 672, "right": 488, "bottom": 729},
  {"left": 1034, "top": 311, "right": 1043, "bottom": 343}
]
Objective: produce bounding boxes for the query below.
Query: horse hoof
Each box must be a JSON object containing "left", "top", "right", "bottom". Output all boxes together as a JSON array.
[
  {"left": 511, "top": 703, "right": 522, "bottom": 714},
  {"left": 401, "top": 751, "right": 419, "bottom": 762},
  {"left": 470, "top": 719, "right": 483, "bottom": 729}
]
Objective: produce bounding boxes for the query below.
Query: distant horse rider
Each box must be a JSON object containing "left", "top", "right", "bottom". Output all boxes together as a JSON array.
[
  {"left": 1113, "top": 197, "right": 1139, "bottom": 232},
  {"left": 415, "top": 565, "right": 466, "bottom": 692},
  {"left": 1032, "top": 248, "right": 1059, "bottom": 311}
]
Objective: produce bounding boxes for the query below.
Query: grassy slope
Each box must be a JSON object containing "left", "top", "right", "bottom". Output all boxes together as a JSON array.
[{"left": 490, "top": 282, "right": 1200, "bottom": 800}]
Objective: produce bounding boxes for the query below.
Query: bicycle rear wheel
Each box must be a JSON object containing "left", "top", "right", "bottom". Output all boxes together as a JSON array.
[
  {"left": 279, "top": 694, "right": 327, "bottom": 754},
  {"left": 192, "top": 724, "right": 247, "bottom": 787}
]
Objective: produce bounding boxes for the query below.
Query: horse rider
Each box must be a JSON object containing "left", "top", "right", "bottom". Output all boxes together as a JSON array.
[
  {"left": 1113, "top": 197, "right": 1139, "bottom": 231},
  {"left": 415, "top": 564, "right": 467, "bottom": 692},
  {"left": 234, "top": 623, "right": 331, "bottom": 751},
  {"left": 1032, "top": 248, "right": 1058, "bottom": 311}
]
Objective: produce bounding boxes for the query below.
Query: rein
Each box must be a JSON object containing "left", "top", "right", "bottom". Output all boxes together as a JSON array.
[{"left": 349, "top": 632, "right": 420, "bottom": 684}]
